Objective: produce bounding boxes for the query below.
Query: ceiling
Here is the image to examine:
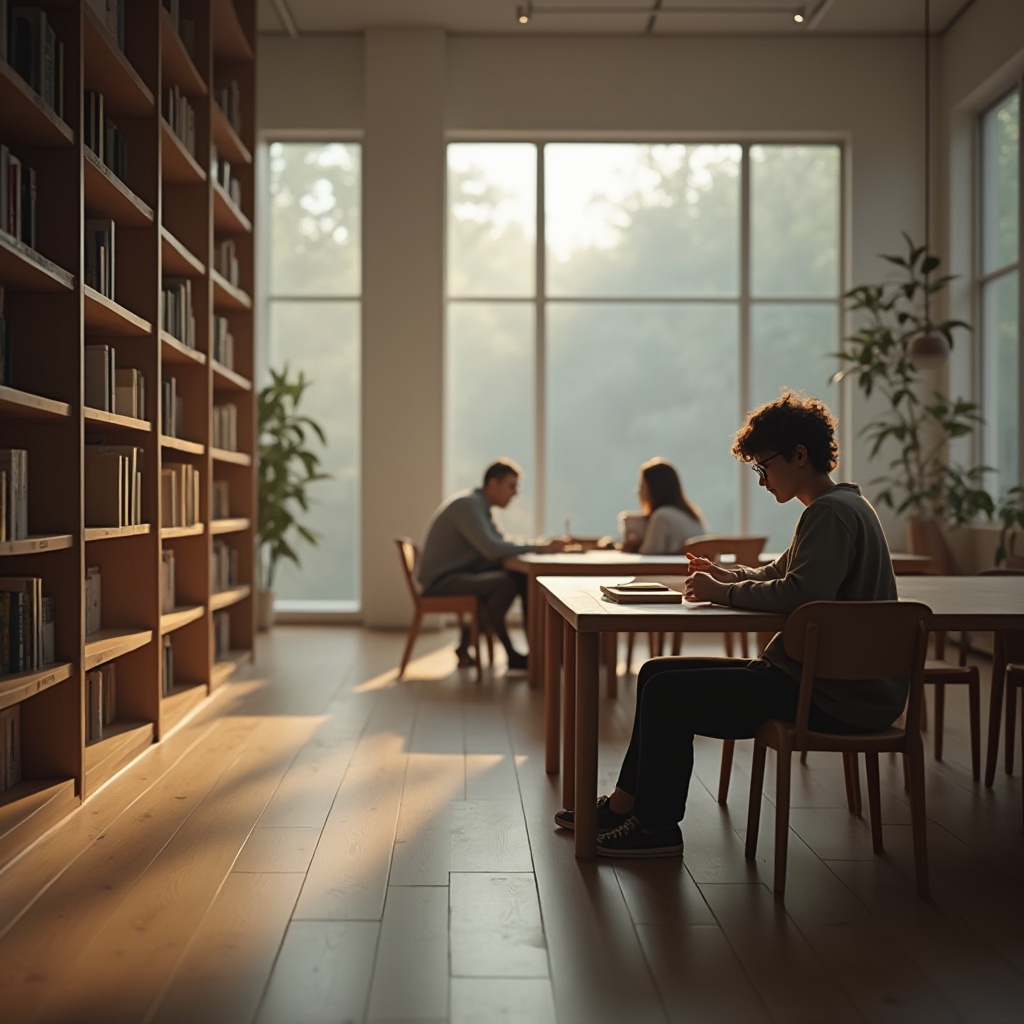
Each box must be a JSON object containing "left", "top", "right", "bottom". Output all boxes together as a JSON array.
[{"left": 257, "top": 0, "right": 976, "bottom": 38}]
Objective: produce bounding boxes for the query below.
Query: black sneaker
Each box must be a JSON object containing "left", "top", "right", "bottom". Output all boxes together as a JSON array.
[
  {"left": 454, "top": 644, "right": 475, "bottom": 669},
  {"left": 554, "top": 794, "right": 631, "bottom": 833},
  {"left": 596, "top": 816, "right": 684, "bottom": 858},
  {"left": 506, "top": 650, "right": 528, "bottom": 671}
]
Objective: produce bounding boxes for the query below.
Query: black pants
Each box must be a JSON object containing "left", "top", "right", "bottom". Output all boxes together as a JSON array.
[
  {"left": 616, "top": 657, "right": 863, "bottom": 829},
  {"left": 423, "top": 570, "right": 528, "bottom": 652}
]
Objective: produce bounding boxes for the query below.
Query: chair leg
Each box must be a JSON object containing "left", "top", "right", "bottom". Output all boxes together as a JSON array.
[
  {"left": 864, "top": 751, "right": 883, "bottom": 854},
  {"left": 1006, "top": 682, "right": 1018, "bottom": 775},
  {"left": 670, "top": 631, "right": 684, "bottom": 656},
  {"left": 842, "top": 751, "right": 862, "bottom": 816},
  {"left": 718, "top": 739, "right": 735, "bottom": 804},
  {"left": 397, "top": 608, "right": 424, "bottom": 679},
  {"left": 933, "top": 684, "right": 945, "bottom": 761},
  {"left": 739, "top": 631, "right": 750, "bottom": 658},
  {"left": 905, "top": 735, "right": 930, "bottom": 898},
  {"left": 744, "top": 739, "right": 767, "bottom": 861},
  {"left": 985, "top": 644, "right": 1007, "bottom": 787},
  {"left": 968, "top": 677, "right": 981, "bottom": 781},
  {"left": 485, "top": 630, "right": 494, "bottom": 666},
  {"left": 772, "top": 740, "right": 793, "bottom": 896},
  {"left": 468, "top": 611, "right": 482, "bottom": 684},
  {"left": 723, "top": 632, "right": 734, "bottom": 658},
  {"left": 649, "top": 632, "right": 664, "bottom": 657},
  {"left": 624, "top": 632, "right": 634, "bottom": 675}
]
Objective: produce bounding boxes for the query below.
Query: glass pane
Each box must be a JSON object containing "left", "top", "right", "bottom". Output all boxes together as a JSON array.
[
  {"left": 546, "top": 303, "right": 739, "bottom": 538},
  {"left": 268, "top": 142, "right": 361, "bottom": 297},
  {"left": 546, "top": 144, "right": 741, "bottom": 298},
  {"left": 447, "top": 143, "right": 536, "bottom": 298},
  {"left": 751, "top": 145, "right": 840, "bottom": 298},
  {"left": 445, "top": 302, "right": 536, "bottom": 539},
  {"left": 981, "top": 273, "right": 1019, "bottom": 497},
  {"left": 981, "top": 91, "right": 1020, "bottom": 275},
  {"left": 268, "top": 300, "right": 360, "bottom": 603},
  {"left": 749, "top": 303, "right": 842, "bottom": 551}
]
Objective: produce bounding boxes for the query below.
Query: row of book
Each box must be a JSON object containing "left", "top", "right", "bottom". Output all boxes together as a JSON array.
[
  {"left": 86, "top": 0, "right": 125, "bottom": 52},
  {"left": 215, "top": 78, "right": 242, "bottom": 134},
  {"left": 212, "top": 402, "right": 238, "bottom": 451},
  {"left": 0, "top": 448, "right": 27, "bottom": 542},
  {"left": 161, "top": 633, "right": 174, "bottom": 696},
  {"left": 0, "top": 705, "right": 20, "bottom": 794},
  {"left": 164, "top": 84, "right": 197, "bottom": 158},
  {"left": 211, "top": 148, "right": 243, "bottom": 209},
  {"left": 161, "top": 0, "right": 197, "bottom": 63},
  {"left": 3, "top": 3, "right": 66, "bottom": 120},
  {"left": 213, "top": 609, "right": 230, "bottom": 660},
  {"left": 1, "top": 577, "right": 54, "bottom": 675},
  {"left": 85, "top": 565, "right": 101, "bottom": 636},
  {"left": 85, "top": 662, "right": 116, "bottom": 743},
  {"left": 85, "top": 443, "right": 143, "bottom": 528},
  {"left": 162, "top": 278, "right": 196, "bottom": 348},
  {"left": 161, "top": 374, "right": 185, "bottom": 438},
  {"left": 161, "top": 461, "right": 200, "bottom": 528},
  {"left": 212, "top": 479, "right": 230, "bottom": 519},
  {"left": 85, "top": 344, "right": 146, "bottom": 419},
  {"left": 214, "top": 238, "right": 240, "bottom": 287},
  {"left": 161, "top": 548, "right": 175, "bottom": 613},
  {"left": 1, "top": 142, "right": 37, "bottom": 250},
  {"left": 212, "top": 315, "right": 234, "bottom": 370},
  {"left": 211, "top": 539, "right": 238, "bottom": 593},
  {"left": 0, "top": 285, "right": 10, "bottom": 386},
  {"left": 84, "top": 218, "right": 115, "bottom": 300},
  {"left": 84, "top": 91, "right": 127, "bottom": 185}
]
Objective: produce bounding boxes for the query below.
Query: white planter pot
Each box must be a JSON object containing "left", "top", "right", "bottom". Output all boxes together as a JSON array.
[{"left": 257, "top": 589, "right": 275, "bottom": 632}]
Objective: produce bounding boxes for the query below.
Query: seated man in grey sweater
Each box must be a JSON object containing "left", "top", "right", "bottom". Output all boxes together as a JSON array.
[
  {"left": 417, "top": 459, "right": 565, "bottom": 670},
  {"left": 555, "top": 390, "right": 899, "bottom": 858}
]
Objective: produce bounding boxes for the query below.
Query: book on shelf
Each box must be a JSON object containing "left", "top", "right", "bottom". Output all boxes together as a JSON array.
[
  {"left": 211, "top": 147, "right": 242, "bottom": 208},
  {"left": 0, "top": 705, "right": 21, "bottom": 793},
  {"left": 161, "top": 279, "right": 195, "bottom": 348},
  {"left": 214, "top": 239, "right": 239, "bottom": 287},
  {"left": 41, "top": 594, "right": 54, "bottom": 665},
  {"left": 214, "top": 78, "right": 242, "bottom": 133},
  {"left": 0, "top": 576, "right": 43, "bottom": 673},
  {"left": 85, "top": 663, "right": 116, "bottom": 743},
  {"left": 212, "top": 315, "right": 234, "bottom": 369},
  {"left": 84, "top": 343, "right": 115, "bottom": 411},
  {"left": 86, "top": 0, "right": 125, "bottom": 50},
  {"left": 114, "top": 367, "right": 145, "bottom": 419},
  {"left": 161, "top": 374, "right": 181, "bottom": 436},
  {"left": 161, "top": 548, "right": 175, "bottom": 613},
  {"left": 85, "top": 444, "right": 143, "bottom": 526},
  {"left": 161, "top": 462, "right": 200, "bottom": 528},
  {"left": 211, "top": 479, "right": 230, "bottom": 519},
  {"left": 161, "top": 634, "right": 174, "bottom": 696},
  {"left": 85, "top": 565, "right": 101, "bottom": 637},
  {"left": 212, "top": 539, "right": 238, "bottom": 591},
  {"left": 163, "top": 84, "right": 196, "bottom": 157},
  {"left": 9, "top": 6, "right": 64, "bottom": 118},
  {"left": 1, "top": 146, "right": 38, "bottom": 250},
  {"left": 84, "top": 218, "right": 116, "bottom": 300},
  {"left": 212, "top": 402, "right": 238, "bottom": 451},
  {"left": 213, "top": 610, "right": 230, "bottom": 660},
  {"left": 0, "top": 449, "right": 28, "bottom": 541},
  {"left": 84, "top": 91, "right": 128, "bottom": 183},
  {"left": 599, "top": 582, "right": 684, "bottom": 604}
]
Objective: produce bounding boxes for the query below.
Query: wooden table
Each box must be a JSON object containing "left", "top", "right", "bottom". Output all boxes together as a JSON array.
[{"left": 541, "top": 574, "right": 1024, "bottom": 859}]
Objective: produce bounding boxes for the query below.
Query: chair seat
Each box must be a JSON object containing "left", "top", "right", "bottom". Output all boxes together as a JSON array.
[
  {"left": 923, "top": 658, "right": 978, "bottom": 681},
  {"left": 419, "top": 593, "right": 479, "bottom": 614}
]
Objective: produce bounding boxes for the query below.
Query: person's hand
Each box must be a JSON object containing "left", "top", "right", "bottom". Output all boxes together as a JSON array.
[
  {"left": 596, "top": 535, "right": 617, "bottom": 550},
  {"left": 685, "top": 552, "right": 735, "bottom": 583},
  {"left": 684, "top": 571, "right": 721, "bottom": 603},
  {"left": 541, "top": 536, "right": 569, "bottom": 553}
]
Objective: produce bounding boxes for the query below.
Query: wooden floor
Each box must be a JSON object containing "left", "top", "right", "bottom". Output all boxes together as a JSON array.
[{"left": 0, "top": 625, "right": 1022, "bottom": 1024}]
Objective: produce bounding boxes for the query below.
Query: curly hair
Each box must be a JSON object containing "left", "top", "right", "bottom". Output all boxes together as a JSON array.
[{"left": 731, "top": 389, "right": 839, "bottom": 473}]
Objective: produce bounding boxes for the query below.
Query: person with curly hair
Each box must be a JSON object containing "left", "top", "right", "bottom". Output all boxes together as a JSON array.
[{"left": 555, "top": 389, "right": 899, "bottom": 858}]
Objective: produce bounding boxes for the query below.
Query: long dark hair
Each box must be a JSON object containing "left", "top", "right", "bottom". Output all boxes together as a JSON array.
[{"left": 641, "top": 458, "right": 703, "bottom": 524}]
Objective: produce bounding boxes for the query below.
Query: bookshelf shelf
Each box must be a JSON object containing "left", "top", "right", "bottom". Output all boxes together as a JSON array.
[
  {"left": 211, "top": 649, "right": 253, "bottom": 690},
  {"left": 161, "top": 523, "right": 205, "bottom": 540},
  {"left": 84, "top": 721, "right": 155, "bottom": 794},
  {"left": 0, "top": 386, "right": 72, "bottom": 420},
  {"left": 83, "top": 8, "right": 155, "bottom": 116},
  {"left": 84, "top": 627, "right": 154, "bottom": 671},
  {"left": 211, "top": 269, "right": 252, "bottom": 310},
  {"left": 84, "top": 285, "right": 153, "bottom": 335},
  {"left": 211, "top": 517, "right": 251, "bottom": 535},
  {"left": 0, "top": 663, "right": 75, "bottom": 714},
  {"left": 83, "top": 407, "right": 152, "bottom": 433},
  {"left": 213, "top": 2, "right": 255, "bottom": 61},
  {"left": 210, "top": 584, "right": 252, "bottom": 612},
  {"left": 161, "top": 118, "right": 207, "bottom": 184},
  {"left": 0, "top": 231, "right": 75, "bottom": 292},
  {"left": 160, "top": 8, "right": 209, "bottom": 96},
  {"left": 160, "top": 330, "right": 206, "bottom": 365},
  {"left": 0, "top": 779, "right": 79, "bottom": 866},
  {"left": 211, "top": 103, "right": 252, "bottom": 166},
  {"left": 160, "top": 227, "right": 205, "bottom": 277},
  {"left": 84, "top": 150, "right": 155, "bottom": 228},
  {"left": 0, "top": 59, "right": 75, "bottom": 148},
  {"left": 212, "top": 361, "right": 252, "bottom": 392},
  {"left": 161, "top": 435, "right": 205, "bottom": 455},
  {"left": 160, "top": 681, "right": 207, "bottom": 734},
  {"left": 160, "top": 604, "right": 205, "bottom": 633},
  {"left": 212, "top": 182, "right": 252, "bottom": 233},
  {"left": 84, "top": 524, "right": 152, "bottom": 543},
  {"left": 0, "top": 534, "right": 75, "bottom": 556},
  {"left": 211, "top": 447, "right": 252, "bottom": 467}
]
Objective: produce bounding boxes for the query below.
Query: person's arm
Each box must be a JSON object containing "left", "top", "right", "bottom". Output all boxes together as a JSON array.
[{"left": 455, "top": 499, "right": 535, "bottom": 561}]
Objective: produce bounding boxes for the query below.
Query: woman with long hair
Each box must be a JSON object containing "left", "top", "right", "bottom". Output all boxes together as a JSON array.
[{"left": 622, "top": 458, "right": 706, "bottom": 553}]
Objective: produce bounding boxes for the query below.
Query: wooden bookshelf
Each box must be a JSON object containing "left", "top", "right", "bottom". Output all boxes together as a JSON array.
[{"left": 0, "top": 0, "right": 257, "bottom": 869}]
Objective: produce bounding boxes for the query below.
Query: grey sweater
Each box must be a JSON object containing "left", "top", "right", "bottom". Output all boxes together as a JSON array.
[
  {"left": 416, "top": 489, "right": 537, "bottom": 592},
  {"left": 725, "top": 483, "right": 901, "bottom": 729}
]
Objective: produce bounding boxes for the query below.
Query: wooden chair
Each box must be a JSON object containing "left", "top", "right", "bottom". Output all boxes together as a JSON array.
[
  {"left": 922, "top": 630, "right": 981, "bottom": 779},
  {"left": 394, "top": 537, "right": 491, "bottom": 682},
  {"left": 744, "top": 600, "right": 931, "bottom": 898}
]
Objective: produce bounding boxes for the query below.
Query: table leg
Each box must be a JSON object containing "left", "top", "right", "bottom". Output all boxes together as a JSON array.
[
  {"left": 562, "top": 621, "right": 576, "bottom": 808},
  {"left": 985, "top": 631, "right": 1007, "bottom": 788},
  {"left": 527, "top": 575, "right": 541, "bottom": 687},
  {"left": 574, "top": 631, "right": 600, "bottom": 860},
  {"left": 545, "top": 601, "right": 564, "bottom": 775},
  {"left": 604, "top": 632, "right": 618, "bottom": 699}
]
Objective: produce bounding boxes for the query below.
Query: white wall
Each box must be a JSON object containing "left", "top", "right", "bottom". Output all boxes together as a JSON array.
[{"left": 257, "top": 9, "right": 1022, "bottom": 623}]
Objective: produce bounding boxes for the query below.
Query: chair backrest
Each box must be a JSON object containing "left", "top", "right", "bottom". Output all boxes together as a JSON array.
[
  {"left": 683, "top": 534, "right": 768, "bottom": 567},
  {"left": 783, "top": 600, "right": 931, "bottom": 738},
  {"left": 395, "top": 537, "right": 421, "bottom": 602}
]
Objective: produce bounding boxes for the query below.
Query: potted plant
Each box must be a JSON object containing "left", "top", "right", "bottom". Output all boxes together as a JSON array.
[
  {"left": 995, "top": 486, "right": 1024, "bottom": 568},
  {"left": 832, "top": 234, "right": 994, "bottom": 572},
  {"left": 257, "top": 365, "right": 330, "bottom": 630}
]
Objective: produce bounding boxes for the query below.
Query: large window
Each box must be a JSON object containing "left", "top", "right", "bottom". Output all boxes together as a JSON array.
[
  {"left": 979, "top": 90, "right": 1021, "bottom": 497},
  {"left": 266, "top": 142, "right": 361, "bottom": 608},
  {"left": 446, "top": 142, "right": 841, "bottom": 550}
]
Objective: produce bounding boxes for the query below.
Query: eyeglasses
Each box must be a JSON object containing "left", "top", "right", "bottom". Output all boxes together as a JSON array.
[{"left": 752, "top": 452, "right": 783, "bottom": 479}]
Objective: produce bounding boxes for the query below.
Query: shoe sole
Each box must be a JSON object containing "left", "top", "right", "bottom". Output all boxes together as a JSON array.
[
  {"left": 553, "top": 812, "right": 628, "bottom": 834},
  {"left": 596, "top": 843, "right": 684, "bottom": 859}
]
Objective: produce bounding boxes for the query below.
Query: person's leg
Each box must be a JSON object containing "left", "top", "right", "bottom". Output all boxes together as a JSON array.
[{"left": 425, "top": 571, "right": 522, "bottom": 659}]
